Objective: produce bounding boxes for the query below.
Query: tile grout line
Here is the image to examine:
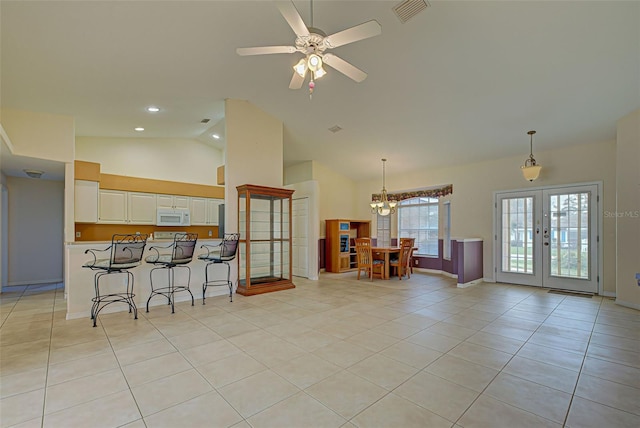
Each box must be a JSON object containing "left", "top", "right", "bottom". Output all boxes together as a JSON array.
[{"left": 560, "top": 296, "right": 603, "bottom": 427}]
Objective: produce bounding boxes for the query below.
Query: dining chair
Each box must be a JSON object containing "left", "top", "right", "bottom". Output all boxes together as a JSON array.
[
  {"left": 390, "top": 238, "right": 414, "bottom": 280},
  {"left": 400, "top": 237, "right": 416, "bottom": 278},
  {"left": 355, "top": 238, "right": 384, "bottom": 281}
]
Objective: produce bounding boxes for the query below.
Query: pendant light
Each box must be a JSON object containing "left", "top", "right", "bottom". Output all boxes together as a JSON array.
[
  {"left": 521, "top": 130, "right": 542, "bottom": 181},
  {"left": 370, "top": 159, "right": 397, "bottom": 216}
]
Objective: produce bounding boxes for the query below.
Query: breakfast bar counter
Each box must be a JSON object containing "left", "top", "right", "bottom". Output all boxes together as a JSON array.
[{"left": 64, "top": 238, "right": 230, "bottom": 320}]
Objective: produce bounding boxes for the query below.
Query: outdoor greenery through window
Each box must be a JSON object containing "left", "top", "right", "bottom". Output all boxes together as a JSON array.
[{"left": 398, "top": 197, "right": 439, "bottom": 256}]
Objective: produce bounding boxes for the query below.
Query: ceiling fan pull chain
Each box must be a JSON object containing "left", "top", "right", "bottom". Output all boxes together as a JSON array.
[{"left": 309, "top": 79, "right": 315, "bottom": 99}]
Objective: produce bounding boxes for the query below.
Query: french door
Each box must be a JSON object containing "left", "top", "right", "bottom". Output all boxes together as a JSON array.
[{"left": 495, "top": 184, "right": 599, "bottom": 293}]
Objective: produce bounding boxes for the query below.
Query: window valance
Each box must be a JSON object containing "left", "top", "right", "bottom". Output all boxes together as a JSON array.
[{"left": 372, "top": 184, "right": 453, "bottom": 202}]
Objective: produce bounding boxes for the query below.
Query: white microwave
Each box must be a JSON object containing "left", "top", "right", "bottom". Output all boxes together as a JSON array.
[{"left": 156, "top": 208, "right": 191, "bottom": 226}]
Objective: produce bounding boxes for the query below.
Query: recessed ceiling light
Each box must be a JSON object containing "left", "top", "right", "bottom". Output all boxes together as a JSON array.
[
  {"left": 146, "top": 106, "right": 160, "bottom": 113},
  {"left": 134, "top": 127, "right": 145, "bottom": 132},
  {"left": 212, "top": 134, "right": 220, "bottom": 139}
]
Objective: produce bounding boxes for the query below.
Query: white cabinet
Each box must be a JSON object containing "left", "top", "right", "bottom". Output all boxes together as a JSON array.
[
  {"left": 127, "top": 192, "right": 156, "bottom": 224},
  {"left": 190, "top": 197, "right": 208, "bottom": 225},
  {"left": 190, "top": 197, "right": 222, "bottom": 225},
  {"left": 99, "top": 190, "right": 156, "bottom": 224},
  {"left": 99, "top": 190, "right": 128, "bottom": 223},
  {"left": 157, "top": 194, "right": 189, "bottom": 209},
  {"left": 75, "top": 180, "right": 98, "bottom": 223},
  {"left": 207, "top": 198, "right": 223, "bottom": 226}
]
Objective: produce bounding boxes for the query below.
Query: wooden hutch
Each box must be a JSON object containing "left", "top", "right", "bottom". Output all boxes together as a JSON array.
[{"left": 325, "top": 219, "right": 371, "bottom": 273}]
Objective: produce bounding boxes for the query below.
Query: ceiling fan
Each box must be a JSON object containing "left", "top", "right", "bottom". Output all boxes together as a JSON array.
[{"left": 236, "top": 0, "right": 381, "bottom": 96}]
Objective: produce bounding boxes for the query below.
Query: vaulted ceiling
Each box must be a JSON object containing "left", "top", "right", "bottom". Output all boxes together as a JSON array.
[{"left": 2, "top": 1, "right": 638, "bottom": 181}]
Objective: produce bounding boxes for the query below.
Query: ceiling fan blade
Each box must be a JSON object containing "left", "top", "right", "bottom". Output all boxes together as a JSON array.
[
  {"left": 236, "top": 46, "right": 296, "bottom": 56},
  {"left": 325, "top": 20, "right": 381, "bottom": 48},
  {"left": 289, "top": 71, "right": 305, "bottom": 89},
  {"left": 323, "top": 53, "right": 367, "bottom": 82},
  {"left": 275, "top": 1, "right": 310, "bottom": 38}
]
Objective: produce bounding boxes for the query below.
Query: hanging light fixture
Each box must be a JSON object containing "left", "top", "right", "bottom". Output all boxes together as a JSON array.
[
  {"left": 521, "top": 130, "right": 542, "bottom": 181},
  {"left": 370, "top": 159, "right": 397, "bottom": 216}
]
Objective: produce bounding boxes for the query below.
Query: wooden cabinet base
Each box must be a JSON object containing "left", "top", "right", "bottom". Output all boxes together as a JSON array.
[{"left": 236, "top": 279, "right": 295, "bottom": 296}]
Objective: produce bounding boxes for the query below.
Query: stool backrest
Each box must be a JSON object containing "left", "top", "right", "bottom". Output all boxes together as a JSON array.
[
  {"left": 172, "top": 233, "right": 198, "bottom": 263},
  {"left": 220, "top": 233, "right": 240, "bottom": 261},
  {"left": 111, "top": 234, "right": 148, "bottom": 266}
]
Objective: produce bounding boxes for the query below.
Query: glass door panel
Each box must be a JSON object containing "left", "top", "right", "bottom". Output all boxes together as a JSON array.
[
  {"left": 496, "top": 191, "right": 541, "bottom": 286},
  {"left": 543, "top": 186, "right": 598, "bottom": 293}
]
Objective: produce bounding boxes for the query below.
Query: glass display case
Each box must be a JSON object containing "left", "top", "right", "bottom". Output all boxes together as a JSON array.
[{"left": 236, "top": 184, "right": 295, "bottom": 296}]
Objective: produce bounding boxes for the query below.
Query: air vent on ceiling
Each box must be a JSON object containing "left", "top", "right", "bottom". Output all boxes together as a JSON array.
[
  {"left": 393, "top": 0, "right": 429, "bottom": 24},
  {"left": 328, "top": 125, "right": 343, "bottom": 133},
  {"left": 201, "top": 118, "right": 210, "bottom": 123}
]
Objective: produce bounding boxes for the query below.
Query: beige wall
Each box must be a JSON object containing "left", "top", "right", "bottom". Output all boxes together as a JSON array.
[
  {"left": 224, "top": 99, "right": 284, "bottom": 287},
  {"left": 310, "top": 161, "right": 359, "bottom": 238},
  {"left": 76, "top": 136, "right": 223, "bottom": 186},
  {"left": 353, "top": 140, "right": 617, "bottom": 294},
  {"left": 284, "top": 161, "right": 313, "bottom": 185},
  {"left": 1, "top": 109, "right": 75, "bottom": 162},
  {"left": 6, "top": 176, "right": 64, "bottom": 285},
  {"left": 615, "top": 109, "right": 640, "bottom": 308}
]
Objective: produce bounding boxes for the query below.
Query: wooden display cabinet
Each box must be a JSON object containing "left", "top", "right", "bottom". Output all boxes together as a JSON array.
[
  {"left": 236, "top": 184, "right": 296, "bottom": 296},
  {"left": 325, "top": 219, "right": 371, "bottom": 273}
]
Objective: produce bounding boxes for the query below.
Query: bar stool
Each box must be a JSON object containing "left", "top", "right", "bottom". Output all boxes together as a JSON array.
[
  {"left": 198, "top": 233, "right": 240, "bottom": 303},
  {"left": 83, "top": 234, "right": 148, "bottom": 327},
  {"left": 145, "top": 232, "right": 198, "bottom": 313}
]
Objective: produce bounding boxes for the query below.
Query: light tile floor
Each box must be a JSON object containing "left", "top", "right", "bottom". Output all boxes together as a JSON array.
[{"left": 1, "top": 273, "right": 640, "bottom": 428}]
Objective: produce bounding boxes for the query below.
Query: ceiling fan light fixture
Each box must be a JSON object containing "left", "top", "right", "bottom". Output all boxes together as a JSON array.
[
  {"left": 293, "top": 58, "right": 308, "bottom": 77},
  {"left": 313, "top": 66, "right": 326, "bottom": 79},
  {"left": 308, "top": 54, "right": 322, "bottom": 71}
]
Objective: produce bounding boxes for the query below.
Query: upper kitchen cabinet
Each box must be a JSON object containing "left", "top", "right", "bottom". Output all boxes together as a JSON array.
[
  {"left": 75, "top": 180, "right": 99, "bottom": 223},
  {"left": 98, "top": 189, "right": 127, "bottom": 223},
  {"left": 207, "top": 198, "right": 223, "bottom": 225},
  {"left": 190, "top": 197, "right": 223, "bottom": 226},
  {"left": 127, "top": 192, "right": 157, "bottom": 224},
  {"left": 156, "top": 194, "right": 189, "bottom": 209}
]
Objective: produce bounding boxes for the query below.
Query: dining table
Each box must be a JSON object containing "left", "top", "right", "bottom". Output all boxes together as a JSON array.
[
  {"left": 371, "top": 246, "right": 401, "bottom": 280},
  {"left": 371, "top": 246, "right": 418, "bottom": 280}
]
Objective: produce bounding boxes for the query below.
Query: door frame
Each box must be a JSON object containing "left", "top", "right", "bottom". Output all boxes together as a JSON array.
[
  {"left": 292, "top": 196, "right": 310, "bottom": 279},
  {"left": 493, "top": 181, "right": 603, "bottom": 295}
]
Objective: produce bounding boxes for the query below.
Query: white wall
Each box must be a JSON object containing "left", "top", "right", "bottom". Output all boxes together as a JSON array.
[
  {"left": 76, "top": 136, "right": 223, "bottom": 185},
  {"left": 6, "top": 176, "right": 64, "bottom": 285},
  {"left": 353, "top": 140, "right": 617, "bottom": 294},
  {"left": 615, "top": 109, "right": 640, "bottom": 309}
]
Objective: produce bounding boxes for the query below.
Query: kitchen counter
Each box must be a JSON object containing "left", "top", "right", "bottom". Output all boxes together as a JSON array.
[{"left": 64, "top": 238, "right": 230, "bottom": 320}]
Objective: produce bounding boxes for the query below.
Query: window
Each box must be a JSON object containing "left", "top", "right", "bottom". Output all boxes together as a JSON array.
[
  {"left": 398, "top": 197, "right": 439, "bottom": 256},
  {"left": 443, "top": 201, "right": 451, "bottom": 260},
  {"left": 376, "top": 213, "right": 390, "bottom": 247}
]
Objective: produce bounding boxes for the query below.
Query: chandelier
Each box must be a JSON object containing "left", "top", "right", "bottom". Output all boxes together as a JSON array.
[
  {"left": 370, "top": 159, "right": 397, "bottom": 216},
  {"left": 521, "top": 130, "right": 542, "bottom": 181}
]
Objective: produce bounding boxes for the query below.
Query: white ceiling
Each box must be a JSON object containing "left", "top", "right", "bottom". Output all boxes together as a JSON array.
[{"left": 1, "top": 1, "right": 638, "bottom": 182}]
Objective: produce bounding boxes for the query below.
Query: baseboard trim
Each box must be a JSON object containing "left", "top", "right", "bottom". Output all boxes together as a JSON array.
[
  {"left": 614, "top": 299, "right": 640, "bottom": 311},
  {"left": 7, "top": 278, "right": 63, "bottom": 287}
]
